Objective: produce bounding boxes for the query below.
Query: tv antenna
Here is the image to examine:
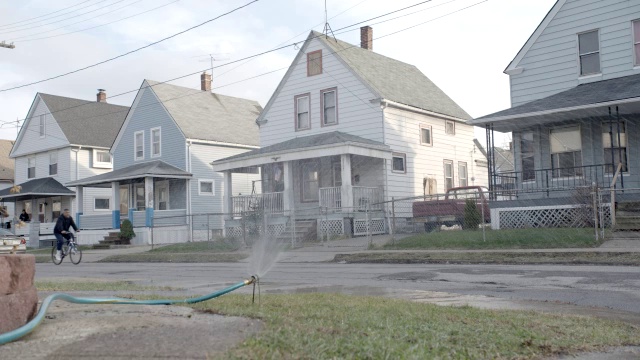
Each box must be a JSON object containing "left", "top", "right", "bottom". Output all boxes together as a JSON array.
[
  {"left": 322, "top": 0, "right": 336, "bottom": 40},
  {"left": 193, "top": 53, "right": 230, "bottom": 75}
]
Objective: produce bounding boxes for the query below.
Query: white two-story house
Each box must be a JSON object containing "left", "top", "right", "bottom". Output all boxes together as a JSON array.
[
  {"left": 212, "top": 27, "right": 487, "bottom": 239},
  {"left": 0, "top": 91, "right": 128, "bottom": 246},
  {"left": 68, "top": 75, "right": 261, "bottom": 244},
  {"left": 470, "top": 0, "right": 640, "bottom": 229}
]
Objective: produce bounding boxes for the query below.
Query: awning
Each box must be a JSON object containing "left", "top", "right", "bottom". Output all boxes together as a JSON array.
[
  {"left": 470, "top": 73, "right": 640, "bottom": 132},
  {"left": 0, "top": 178, "right": 75, "bottom": 202},
  {"left": 210, "top": 131, "right": 392, "bottom": 172},
  {"left": 67, "top": 160, "right": 192, "bottom": 188}
]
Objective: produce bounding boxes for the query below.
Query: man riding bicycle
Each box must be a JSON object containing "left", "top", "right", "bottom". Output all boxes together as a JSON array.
[{"left": 54, "top": 209, "right": 79, "bottom": 262}]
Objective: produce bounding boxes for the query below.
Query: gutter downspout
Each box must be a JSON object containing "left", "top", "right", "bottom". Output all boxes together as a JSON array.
[
  {"left": 186, "top": 141, "right": 193, "bottom": 242},
  {"left": 380, "top": 100, "right": 389, "bottom": 204}
]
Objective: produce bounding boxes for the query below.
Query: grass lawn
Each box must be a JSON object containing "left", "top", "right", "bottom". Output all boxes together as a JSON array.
[
  {"left": 384, "top": 228, "right": 601, "bottom": 250},
  {"left": 35, "top": 279, "right": 178, "bottom": 292},
  {"left": 190, "top": 293, "right": 640, "bottom": 359},
  {"left": 149, "top": 240, "right": 241, "bottom": 253},
  {"left": 27, "top": 245, "right": 93, "bottom": 255},
  {"left": 98, "top": 252, "right": 247, "bottom": 263}
]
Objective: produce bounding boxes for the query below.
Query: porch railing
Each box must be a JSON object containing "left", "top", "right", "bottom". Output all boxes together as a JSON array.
[
  {"left": 232, "top": 192, "right": 284, "bottom": 215},
  {"left": 319, "top": 187, "right": 341, "bottom": 210},
  {"left": 353, "top": 186, "right": 382, "bottom": 211}
]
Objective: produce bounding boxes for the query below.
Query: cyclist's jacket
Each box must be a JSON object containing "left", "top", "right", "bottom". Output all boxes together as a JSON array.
[{"left": 54, "top": 215, "right": 78, "bottom": 234}]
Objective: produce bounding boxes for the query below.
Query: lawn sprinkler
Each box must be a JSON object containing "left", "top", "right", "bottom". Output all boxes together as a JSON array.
[
  {"left": 0, "top": 275, "right": 259, "bottom": 346},
  {"left": 251, "top": 275, "right": 260, "bottom": 304}
]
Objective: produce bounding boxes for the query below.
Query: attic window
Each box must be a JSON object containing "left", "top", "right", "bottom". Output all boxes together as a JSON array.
[
  {"left": 307, "top": 50, "right": 322, "bottom": 76},
  {"left": 578, "top": 30, "right": 600, "bottom": 76},
  {"left": 39, "top": 115, "right": 45, "bottom": 138},
  {"left": 94, "top": 150, "right": 113, "bottom": 169}
]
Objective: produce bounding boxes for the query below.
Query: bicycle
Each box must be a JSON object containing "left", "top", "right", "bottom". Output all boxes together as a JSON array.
[{"left": 51, "top": 233, "right": 82, "bottom": 265}]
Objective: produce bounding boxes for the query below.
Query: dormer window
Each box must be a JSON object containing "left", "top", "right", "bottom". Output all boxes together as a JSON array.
[
  {"left": 578, "top": 30, "right": 600, "bottom": 76},
  {"left": 307, "top": 50, "right": 322, "bottom": 76}
]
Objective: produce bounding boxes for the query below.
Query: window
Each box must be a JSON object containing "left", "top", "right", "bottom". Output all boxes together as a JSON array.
[
  {"left": 151, "top": 127, "right": 161, "bottom": 157},
  {"left": 295, "top": 94, "right": 310, "bottom": 131},
  {"left": 49, "top": 152, "right": 57, "bottom": 176},
  {"left": 39, "top": 115, "right": 45, "bottom": 138},
  {"left": 392, "top": 153, "right": 406, "bottom": 173},
  {"left": 550, "top": 126, "right": 582, "bottom": 177},
  {"left": 119, "top": 185, "right": 129, "bottom": 214},
  {"left": 94, "top": 198, "right": 110, "bottom": 211},
  {"left": 134, "top": 131, "right": 144, "bottom": 160},
  {"left": 420, "top": 124, "right": 432, "bottom": 146},
  {"left": 603, "top": 121, "right": 628, "bottom": 174},
  {"left": 578, "top": 30, "right": 600, "bottom": 75},
  {"left": 445, "top": 120, "right": 455, "bottom": 135},
  {"left": 634, "top": 20, "right": 640, "bottom": 66},
  {"left": 458, "top": 162, "right": 468, "bottom": 187},
  {"left": 135, "top": 183, "right": 145, "bottom": 211},
  {"left": 52, "top": 200, "right": 61, "bottom": 220},
  {"left": 155, "top": 181, "right": 169, "bottom": 210},
  {"left": 321, "top": 88, "right": 337, "bottom": 126},
  {"left": 27, "top": 157, "right": 35, "bottom": 179},
  {"left": 520, "top": 132, "right": 535, "bottom": 181},
  {"left": 444, "top": 160, "right": 454, "bottom": 190},
  {"left": 301, "top": 161, "right": 319, "bottom": 202},
  {"left": 307, "top": 50, "right": 322, "bottom": 76},
  {"left": 93, "top": 150, "right": 112, "bottom": 169},
  {"left": 199, "top": 180, "right": 214, "bottom": 196}
]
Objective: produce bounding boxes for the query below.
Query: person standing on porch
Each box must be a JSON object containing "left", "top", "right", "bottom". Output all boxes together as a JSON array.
[
  {"left": 19, "top": 209, "right": 29, "bottom": 222},
  {"left": 53, "top": 209, "right": 79, "bottom": 261}
]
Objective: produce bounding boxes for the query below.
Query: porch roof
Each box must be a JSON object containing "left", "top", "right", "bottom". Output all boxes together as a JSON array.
[
  {"left": 66, "top": 160, "right": 192, "bottom": 187},
  {"left": 0, "top": 177, "right": 75, "bottom": 201},
  {"left": 470, "top": 73, "right": 640, "bottom": 132},
  {"left": 211, "top": 131, "right": 391, "bottom": 172}
]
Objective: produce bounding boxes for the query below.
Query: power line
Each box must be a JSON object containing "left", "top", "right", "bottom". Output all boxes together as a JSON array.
[
  {"left": 0, "top": 0, "right": 260, "bottom": 93},
  {"left": 0, "top": 0, "right": 96, "bottom": 29}
]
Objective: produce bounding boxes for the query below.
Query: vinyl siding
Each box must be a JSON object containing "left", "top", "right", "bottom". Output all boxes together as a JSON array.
[
  {"left": 510, "top": 0, "right": 640, "bottom": 107},
  {"left": 112, "top": 85, "right": 187, "bottom": 170},
  {"left": 12, "top": 95, "right": 69, "bottom": 157},
  {"left": 384, "top": 107, "right": 488, "bottom": 199},
  {"left": 71, "top": 148, "right": 113, "bottom": 216},
  {"left": 259, "top": 37, "right": 384, "bottom": 146}
]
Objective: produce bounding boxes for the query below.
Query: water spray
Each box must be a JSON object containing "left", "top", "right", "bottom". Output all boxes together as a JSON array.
[{"left": 0, "top": 275, "right": 258, "bottom": 346}]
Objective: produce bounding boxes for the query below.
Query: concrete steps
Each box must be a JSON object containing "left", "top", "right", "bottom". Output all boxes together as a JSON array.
[
  {"left": 93, "top": 231, "right": 129, "bottom": 249},
  {"left": 613, "top": 201, "right": 640, "bottom": 235},
  {"left": 276, "top": 220, "right": 317, "bottom": 245}
]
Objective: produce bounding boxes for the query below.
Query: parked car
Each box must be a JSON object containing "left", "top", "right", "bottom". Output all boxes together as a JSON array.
[
  {"left": 0, "top": 229, "right": 26, "bottom": 254},
  {"left": 412, "top": 186, "right": 490, "bottom": 231}
]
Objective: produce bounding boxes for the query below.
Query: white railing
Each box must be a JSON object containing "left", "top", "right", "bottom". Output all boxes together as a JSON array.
[
  {"left": 353, "top": 186, "right": 382, "bottom": 211},
  {"left": 79, "top": 214, "right": 112, "bottom": 230},
  {"left": 153, "top": 209, "right": 188, "bottom": 226},
  {"left": 319, "top": 187, "right": 341, "bottom": 210},
  {"left": 232, "top": 192, "right": 284, "bottom": 215}
]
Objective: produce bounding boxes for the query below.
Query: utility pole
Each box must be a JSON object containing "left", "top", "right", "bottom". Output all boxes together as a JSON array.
[{"left": 0, "top": 41, "right": 15, "bottom": 49}]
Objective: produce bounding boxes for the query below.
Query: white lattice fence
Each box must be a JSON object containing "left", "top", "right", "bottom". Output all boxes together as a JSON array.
[
  {"left": 319, "top": 220, "right": 344, "bottom": 237},
  {"left": 354, "top": 218, "right": 385, "bottom": 236},
  {"left": 496, "top": 205, "right": 597, "bottom": 229},
  {"left": 266, "top": 224, "right": 286, "bottom": 238},
  {"left": 226, "top": 226, "right": 243, "bottom": 239}
]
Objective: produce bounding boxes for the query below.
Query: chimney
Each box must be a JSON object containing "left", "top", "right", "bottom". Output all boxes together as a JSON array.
[
  {"left": 200, "top": 72, "right": 212, "bottom": 92},
  {"left": 96, "top": 89, "right": 107, "bottom": 103},
  {"left": 360, "top": 26, "right": 373, "bottom": 51}
]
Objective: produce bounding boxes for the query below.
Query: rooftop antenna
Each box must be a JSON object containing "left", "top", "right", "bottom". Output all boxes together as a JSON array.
[
  {"left": 322, "top": 0, "right": 336, "bottom": 41},
  {"left": 193, "top": 53, "right": 230, "bottom": 75}
]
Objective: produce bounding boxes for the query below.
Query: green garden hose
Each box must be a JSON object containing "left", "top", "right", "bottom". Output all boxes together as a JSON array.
[{"left": 0, "top": 276, "right": 256, "bottom": 346}]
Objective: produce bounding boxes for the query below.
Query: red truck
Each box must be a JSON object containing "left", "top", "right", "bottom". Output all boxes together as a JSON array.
[{"left": 412, "top": 186, "right": 490, "bottom": 231}]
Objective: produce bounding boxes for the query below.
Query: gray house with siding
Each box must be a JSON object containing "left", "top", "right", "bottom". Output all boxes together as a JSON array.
[
  {"left": 68, "top": 76, "right": 261, "bottom": 244},
  {"left": 470, "top": 0, "right": 640, "bottom": 229}
]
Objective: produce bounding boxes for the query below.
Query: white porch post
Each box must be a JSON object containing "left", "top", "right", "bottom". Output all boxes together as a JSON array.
[
  {"left": 76, "top": 186, "right": 84, "bottom": 228},
  {"left": 340, "top": 154, "right": 353, "bottom": 211},
  {"left": 283, "top": 161, "right": 294, "bottom": 212},
  {"left": 111, "top": 181, "right": 121, "bottom": 229},
  {"left": 144, "top": 177, "right": 154, "bottom": 227},
  {"left": 28, "top": 198, "right": 39, "bottom": 247},
  {"left": 224, "top": 171, "right": 233, "bottom": 217}
]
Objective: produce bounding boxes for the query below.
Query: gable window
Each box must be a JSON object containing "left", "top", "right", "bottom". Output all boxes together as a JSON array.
[
  {"left": 49, "top": 152, "right": 57, "bottom": 176},
  {"left": 550, "top": 126, "right": 582, "bottom": 177},
  {"left": 392, "top": 153, "right": 406, "bottom": 173},
  {"left": 301, "top": 161, "right": 319, "bottom": 202},
  {"left": 520, "top": 132, "right": 535, "bottom": 181},
  {"left": 307, "top": 50, "right": 322, "bottom": 76},
  {"left": 445, "top": 120, "right": 455, "bottom": 135},
  {"left": 444, "top": 160, "right": 454, "bottom": 190},
  {"left": 27, "top": 157, "right": 35, "bottom": 179},
  {"left": 134, "top": 131, "right": 144, "bottom": 160},
  {"left": 151, "top": 127, "right": 161, "bottom": 157},
  {"left": 94, "top": 198, "right": 110, "bottom": 211},
  {"left": 458, "top": 162, "right": 468, "bottom": 187},
  {"left": 295, "top": 94, "right": 310, "bottom": 131},
  {"left": 603, "top": 121, "right": 628, "bottom": 174},
  {"left": 93, "top": 150, "right": 112, "bottom": 169},
  {"left": 420, "top": 124, "right": 432, "bottom": 146},
  {"left": 578, "top": 30, "right": 600, "bottom": 76},
  {"left": 321, "top": 88, "right": 337, "bottom": 126},
  {"left": 39, "top": 115, "right": 45, "bottom": 138},
  {"left": 199, "top": 180, "right": 214, "bottom": 196},
  {"left": 634, "top": 20, "right": 640, "bottom": 66}
]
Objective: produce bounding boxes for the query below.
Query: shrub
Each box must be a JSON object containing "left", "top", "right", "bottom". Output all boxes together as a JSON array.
[
  {"left": 119, "top": 219, "right": 136, "bottom": 243},
  {"left": 463, "top": 199, "right": 481, "bottom": 230}
]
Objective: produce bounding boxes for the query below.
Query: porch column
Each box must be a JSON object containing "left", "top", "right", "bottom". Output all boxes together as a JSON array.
[
  {"left": 76, "top": 186, "right": 84, "bottom": 228},
  {"left": 28, "top": 198, "right": 39, "bottom": 248},
  {"left": 144, "top": 177, "right": 154, "bottom": 227},
  {"left": 111, "top": 182, "right": 120, "bottom": 229},
  {"left": 224, "top": 171, "right": 233, "bottom": 218},
  {"left": 128, "top": 184, "right": 134, "bottom": 226},
  {"left": 340, "top": 154, "right": 353, "bottom": 211},
  {"left": 283, "top": 161, "right": 294, "bottom": 212}
]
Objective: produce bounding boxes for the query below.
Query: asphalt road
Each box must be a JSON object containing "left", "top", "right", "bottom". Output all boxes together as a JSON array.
[{"left": 36, "top": 261, "right": 640, "bottom": 315}]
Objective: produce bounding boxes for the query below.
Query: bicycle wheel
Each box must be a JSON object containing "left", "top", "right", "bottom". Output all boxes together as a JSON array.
[
  {"left": 51, "top": 245, "right": 63, "bottom": 265},
  {"left": 69, "top": 244, "right": 82, "bottom": 265}
]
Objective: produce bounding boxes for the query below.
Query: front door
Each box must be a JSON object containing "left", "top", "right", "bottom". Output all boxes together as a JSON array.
[
  {"left": 155, "top": 181, "right": 169, "bottom": 210},
  {"left": 120, "top": 185, "right": 129, "bottom": 215},
  {"left": 134, "top": 183, "right": 145, "bottom": 211}
]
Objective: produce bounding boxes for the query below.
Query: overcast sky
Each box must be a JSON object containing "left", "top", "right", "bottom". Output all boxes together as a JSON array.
[{"left": 0, "top": 0, "right": 556, "bottom": 144}]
